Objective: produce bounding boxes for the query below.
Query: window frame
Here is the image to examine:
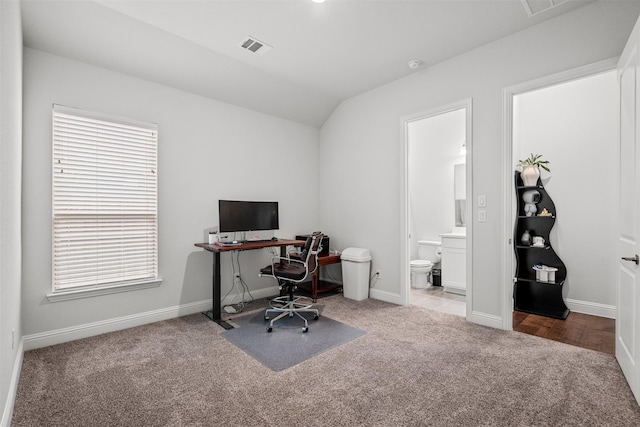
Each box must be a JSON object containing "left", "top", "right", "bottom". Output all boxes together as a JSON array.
[{"left": 49, "top": 105, "right": 160, "bottom": 301}]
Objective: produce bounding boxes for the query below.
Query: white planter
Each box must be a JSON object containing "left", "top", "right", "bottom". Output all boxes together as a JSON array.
[{"left": 521, "top": 166, "right": 540, "bottom": 187}]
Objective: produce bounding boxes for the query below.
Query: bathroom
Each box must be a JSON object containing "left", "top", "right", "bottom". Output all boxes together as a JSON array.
[{"left": 407, "top": 106, "right": 467, "bottom": 316}]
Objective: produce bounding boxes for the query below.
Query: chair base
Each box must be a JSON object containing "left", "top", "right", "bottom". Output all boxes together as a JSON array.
[{"left": 264, "top": 294, "right": 319, "bottom": 333}]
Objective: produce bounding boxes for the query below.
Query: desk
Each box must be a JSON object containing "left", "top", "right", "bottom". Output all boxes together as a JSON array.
[{"left": 195, "top": 239, "right": 305, "bottom": 329}]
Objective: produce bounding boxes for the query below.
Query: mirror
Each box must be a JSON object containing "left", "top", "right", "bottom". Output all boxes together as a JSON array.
[{"left": 454, "top": 163, "right": 466, "bottom": 227}]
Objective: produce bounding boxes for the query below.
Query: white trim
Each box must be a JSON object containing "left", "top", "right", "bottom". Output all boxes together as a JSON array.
[
  {"left": 1, "top": 340, "right": 23, "bottom": 427},
  {"left": 501, "top": 86, "right": 516, "bottom": 331},
  {"left": 467, "top": 311, "right": 503, "bottom": 330},
  {"left": 25, "top": 286, "right": 279, "bottom": 351},
  {"left": 501, "top": 57, "right": 619, "bottom": 330},
  {"left": 46, "top": 278, "right": 162, "bottom": 302},
  {"left": 369, "top": 288, "right": 403, "bottom": 305},
  {"left": 400, "top": 99, "right": 473, "bottom": 316},
  {"left": 566, "top": 299, "right": 616, "bottom": 319}
]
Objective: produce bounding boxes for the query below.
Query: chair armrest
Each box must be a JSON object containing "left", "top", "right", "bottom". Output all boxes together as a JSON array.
[{"left": 270, "top": 255, "right": 305, "bottom": 267}]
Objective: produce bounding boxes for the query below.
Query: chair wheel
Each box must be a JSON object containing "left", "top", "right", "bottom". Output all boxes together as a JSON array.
[
  {"left": 313, "top": 314, "right": 319, "bottom": 320},
  {"left": 267, "top": 327, "right": 273, "bottom": 333},
  {"left": 302, "top": 327, "right": 308, "bottom": 333}
]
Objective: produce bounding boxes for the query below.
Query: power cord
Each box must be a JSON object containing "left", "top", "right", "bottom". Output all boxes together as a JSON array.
[{"left": 222, "top": 251, "right": 258, "bottom": 314}]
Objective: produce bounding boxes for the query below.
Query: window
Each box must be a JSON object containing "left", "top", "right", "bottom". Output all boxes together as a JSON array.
[{"left": 52, "top": 105, "right": 158, "bottom": 295}]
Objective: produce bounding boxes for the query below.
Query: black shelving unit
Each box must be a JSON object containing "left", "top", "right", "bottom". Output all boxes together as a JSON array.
[{"left": 513, "top": 171, "right": 569, "bottom": 319}]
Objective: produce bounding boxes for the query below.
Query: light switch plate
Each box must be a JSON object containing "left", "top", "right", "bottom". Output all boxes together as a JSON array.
[
  {"left": 478, "top": 210, "right": 486, "bottom": 222},
  {"left": 478, "top": 195, "right": 486, "bottom": 207}
]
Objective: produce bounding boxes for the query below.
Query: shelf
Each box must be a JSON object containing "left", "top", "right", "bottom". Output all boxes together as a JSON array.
[
  {"left": 515, "top": 277, "right": 564, "bottom": 286},
  {"left": 514, "top": 304, "right": 569, "bottom": 320},
  {"left": 513, "top": 171, "right": 569, "bottom": 320},
  {"left": 516, "top": 185, "right": 543, "bottom": 190}
]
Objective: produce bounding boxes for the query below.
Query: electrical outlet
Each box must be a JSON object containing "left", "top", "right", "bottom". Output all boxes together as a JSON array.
[{"left": 376, "top": 271, "right": 381, "bottom": 280}]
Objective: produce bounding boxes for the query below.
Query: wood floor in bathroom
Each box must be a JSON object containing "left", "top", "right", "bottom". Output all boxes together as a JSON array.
[{"left": 513, "top": 311, "right": 615, "bottom": 356}]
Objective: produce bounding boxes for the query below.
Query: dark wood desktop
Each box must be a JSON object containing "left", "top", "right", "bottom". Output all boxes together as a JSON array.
[{"left": 195, "top": 238, "right": 305, "bottom": 329}]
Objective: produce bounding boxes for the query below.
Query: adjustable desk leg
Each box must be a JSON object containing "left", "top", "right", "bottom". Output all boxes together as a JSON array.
[{"left": 203, "top": 251, "right": 234, "bottom": 330}]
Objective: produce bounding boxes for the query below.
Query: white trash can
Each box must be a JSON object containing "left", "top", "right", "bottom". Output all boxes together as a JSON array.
[{"left": 341, "top": 247, "right": 372, "bottom": 301}]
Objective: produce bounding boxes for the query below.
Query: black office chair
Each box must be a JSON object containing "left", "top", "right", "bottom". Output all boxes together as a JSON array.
[{"left": 259, "top": 232, "right": 323, "bottom": 333}]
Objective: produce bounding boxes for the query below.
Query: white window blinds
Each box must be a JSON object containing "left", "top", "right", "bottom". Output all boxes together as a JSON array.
[{"left": 52, "top": 105, "right": 158, "bottom": 292}]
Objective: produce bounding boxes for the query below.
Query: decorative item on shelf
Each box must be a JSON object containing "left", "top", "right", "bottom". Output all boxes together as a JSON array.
[
  {"left": 538, "top": 208, "right": 553, "bottom": 217},
  {"left": 533, "top": 264, "right": 558, "bottom": 283},
  {"left": 517, "top": 153, "right": 550, "bottom": 187},
  {"left": 522, "top": 189, "right": 540, "bottom": 217},
  {"left": 532, "top": 236, "right": 545, "bottom": 247},
  {"left": 520, "top": 230, "right": 531, "bottom": 246}
]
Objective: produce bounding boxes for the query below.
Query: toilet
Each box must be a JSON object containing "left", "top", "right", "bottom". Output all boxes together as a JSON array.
[{"left": 410, "top": 240, "right": 442, "bottom": 288}]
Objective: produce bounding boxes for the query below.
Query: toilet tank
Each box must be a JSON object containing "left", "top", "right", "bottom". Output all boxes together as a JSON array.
[{"left": 417, "top": 240, "right": 442, "bottom": 262}]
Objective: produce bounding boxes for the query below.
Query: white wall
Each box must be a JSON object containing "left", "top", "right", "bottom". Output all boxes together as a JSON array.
[
  {"left": 408, "top": 109, "right": 465, "bottom": 260},
  {"left": 319, "top": 1, "right": 640, "bottom": 325},
  {"left": 0, "top": 1, "right": 23, "bottom": 424},
  {"left": 21, "top": 48, "right": 320, "bottom": 341},
  {"left": 514, "top": 70, "right": 618, "bottom": 315}
]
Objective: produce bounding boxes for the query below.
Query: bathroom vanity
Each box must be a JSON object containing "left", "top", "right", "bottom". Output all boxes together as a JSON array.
[{"left": 440, "top": 232, "right": 466, "bottom": 295}]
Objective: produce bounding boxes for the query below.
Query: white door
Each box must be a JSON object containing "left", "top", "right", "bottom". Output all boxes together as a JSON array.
[{"left": 617, "top": 16, "right": 640, "bottom": 405}]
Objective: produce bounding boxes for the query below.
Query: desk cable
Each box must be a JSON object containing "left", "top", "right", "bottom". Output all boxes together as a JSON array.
[{"left": 221, "top": 251, "right": 256, "bottom": 314}]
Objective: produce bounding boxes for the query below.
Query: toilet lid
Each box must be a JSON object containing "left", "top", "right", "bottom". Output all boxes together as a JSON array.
[{"left": 410, "top": 260, "right": 432, "bottom": 268}]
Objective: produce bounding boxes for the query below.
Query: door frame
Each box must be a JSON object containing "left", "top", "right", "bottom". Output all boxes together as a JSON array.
[
  {"left": 400, "top": 98, "right": 473, "bottom": 318},
  {"left": 501, "top": 57, "right": 619, "bottom": 330}
]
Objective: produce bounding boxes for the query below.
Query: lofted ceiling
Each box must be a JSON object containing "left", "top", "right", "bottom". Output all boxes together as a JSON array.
[{"left": 21, "top": 0, "right": 596, "bottom": 127}]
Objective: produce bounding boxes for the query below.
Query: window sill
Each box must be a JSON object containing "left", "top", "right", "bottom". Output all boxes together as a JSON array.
[{"left": 46, "top": 279, "right": 162, "bottom": 302}]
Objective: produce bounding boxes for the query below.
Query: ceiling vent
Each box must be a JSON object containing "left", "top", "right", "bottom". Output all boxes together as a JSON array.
[
  {"left": 239, "top": 36, "right": 273, "bottom": 56},
  {"left": 521, "top": 0, "right": 571, "bottom": 17}
]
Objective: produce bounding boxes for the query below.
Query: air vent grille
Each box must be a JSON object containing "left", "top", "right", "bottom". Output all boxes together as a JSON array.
[
  {"left": 239, "top": 36, "right": 273, "bottom": 56},
  {"left": 521, "top": 0, "right": 570, "bottom": 17}
]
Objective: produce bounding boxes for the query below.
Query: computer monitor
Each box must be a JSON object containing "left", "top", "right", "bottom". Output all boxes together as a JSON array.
[{"left": 218, "top": 200, "right": 279, "bottom": 233}]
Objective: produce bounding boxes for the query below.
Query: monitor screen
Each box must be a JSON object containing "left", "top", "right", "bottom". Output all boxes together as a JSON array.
[{"left": 218, "top": 200, "right": 279, "bottom": 233}]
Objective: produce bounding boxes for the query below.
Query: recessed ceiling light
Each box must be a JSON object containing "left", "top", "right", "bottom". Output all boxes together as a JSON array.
[{"left": 312, "top": 0, "right": 326, "bottom": 3}]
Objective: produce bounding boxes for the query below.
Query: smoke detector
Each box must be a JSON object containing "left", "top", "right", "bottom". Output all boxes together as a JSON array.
[
  {"left": 239, "top": 36, "right": 273, "bottom": 56},
  {"left": 408, "top": 59, "right": 422, "bottom": 69}
]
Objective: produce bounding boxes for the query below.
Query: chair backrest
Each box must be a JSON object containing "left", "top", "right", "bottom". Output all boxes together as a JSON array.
[{"left": 302, "top": 232, "right": 323, "bottom": 276}]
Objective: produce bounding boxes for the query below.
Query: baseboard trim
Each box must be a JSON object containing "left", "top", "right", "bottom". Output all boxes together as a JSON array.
[
  {"left": 566, "top": 298, "right": 616, "bottom": 319},
  {"left": 23, "top": 287, "right": 281, "bottom": 351},
  {"left": 1, "top": 340, "right": 24, "bottom": 427},
  {"left": 369, "top": 288, "right": 403, "bottom": 305},
  {"left": 23, "top": 300, "right": 212, "bottom": 351},
  {"left": 468, "top": 311, "right": 504, "bottom": 330}
]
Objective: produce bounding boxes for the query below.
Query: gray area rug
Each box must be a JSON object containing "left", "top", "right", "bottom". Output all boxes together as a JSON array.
[
  {"left": 222, "top": 307, "right": 366, "bottom": 371},
  {"left": 12, "top": 295, "right": 640, "bottom": 426}
]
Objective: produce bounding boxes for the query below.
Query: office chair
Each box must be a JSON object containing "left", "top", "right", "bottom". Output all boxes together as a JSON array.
[{"left": 259, "top": 232, "right": 323, "bottom": 333}]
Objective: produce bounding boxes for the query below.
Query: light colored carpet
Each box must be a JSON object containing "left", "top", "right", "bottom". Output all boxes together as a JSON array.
[{"left": 12, "top": 295, "right": 640, "bottom": 426}]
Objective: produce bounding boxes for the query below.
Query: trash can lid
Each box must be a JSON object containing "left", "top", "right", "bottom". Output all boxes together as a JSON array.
[{"left": 341, "top": 247, "right": 372, "bottom": 262}]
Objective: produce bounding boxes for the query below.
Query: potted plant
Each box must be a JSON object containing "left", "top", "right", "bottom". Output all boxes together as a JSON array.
[{"left": 517, "top": 153, "right": 550, "bottom": 187}]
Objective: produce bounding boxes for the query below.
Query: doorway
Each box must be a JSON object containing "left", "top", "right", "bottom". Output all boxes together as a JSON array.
[
  {"left": 503, "top": 60, "right": 618, "bottom": 350},
  {"left": 401, "top": 99, "right": 472, "bottom": 317}
]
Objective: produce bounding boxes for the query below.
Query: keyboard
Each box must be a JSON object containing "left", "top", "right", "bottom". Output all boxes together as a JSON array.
[
  {"left": 215, "top": 241, "right": 243, "bottom": 247},
  {"left": 246, "top": 238, "right": 276, "bottom": 243}
]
